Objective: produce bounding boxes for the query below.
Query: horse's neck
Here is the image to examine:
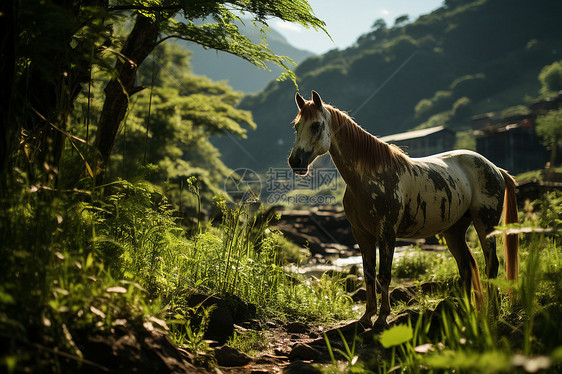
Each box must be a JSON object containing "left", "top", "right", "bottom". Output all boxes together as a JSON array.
[
  {"left": 328, "top": 114, "right": 403, "bottom": 189},
  {"left": 328, "top": 118, "right": 370, "bottom": 188}
]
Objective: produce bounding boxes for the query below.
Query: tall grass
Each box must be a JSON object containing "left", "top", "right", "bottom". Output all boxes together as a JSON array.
[
  {"left": 0, "top": 176, "right": 354, "bottom": 371},
  {"left": 322, "top": 191, "right": 562, "bottom": 373}
]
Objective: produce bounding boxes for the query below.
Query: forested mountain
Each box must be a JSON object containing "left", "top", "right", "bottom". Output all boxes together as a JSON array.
[
  {"left": 215, "top": 0, "right": 562, "bottom": 172},
  {"left": 184, "top": 21, "right": 315, "bottom": 93}
]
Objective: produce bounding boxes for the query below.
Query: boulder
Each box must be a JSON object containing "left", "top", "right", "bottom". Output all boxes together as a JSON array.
[
  {"left": 214, "top": 345, "right": 252, "bottom": 367},
  {"left": 186, "top": 293, "right": 234, "bottom": 345},
  {"left": 390, "top": 286, "right": 417, "bottom": 306},
  {"left": 350, "top": 288, "right": 367, "bottom": 302},
  {"left": 283, "top": 360, "right": 322, "bottom": 374},
  {"left": 285, "top": 322, "right": 309, "bottom": 334},
  {"left": 288, "top": 343, "right": 321, "bottom": 361},
  {"left": 74, "top": 325, "right": 201, "bottom": 373}
]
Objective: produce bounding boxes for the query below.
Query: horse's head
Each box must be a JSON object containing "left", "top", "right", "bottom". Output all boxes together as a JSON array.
[{"left": 288, "top": 91, "right": 331, "bottom": 176}]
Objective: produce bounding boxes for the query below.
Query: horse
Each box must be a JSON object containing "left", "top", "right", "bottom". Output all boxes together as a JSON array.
[{"left": 288, "top": 90, "right": 519, "bottom": 327}]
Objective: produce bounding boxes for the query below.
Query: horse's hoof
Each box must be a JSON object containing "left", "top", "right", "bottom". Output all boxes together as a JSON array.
[
  {"left": 357, "top": 320, "right": 372, "bottom": 330},
  {"left": 374, "top": 316, "right": 389, "bottom": 329},
  {"left": 358, "top": 316, "right": 373, "bottom": 327}
]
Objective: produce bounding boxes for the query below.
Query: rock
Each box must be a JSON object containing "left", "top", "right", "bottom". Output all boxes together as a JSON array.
[
  {"left": 390, "top": 287, "right": 417, "bottom": 306},
  {"left": 214, "top": 345, "right": 252, "bottom": 367},
  {"left": 285, "top": 322, "right": 309, "bottom": 334},
  {"left": 265, "top": 321, "right": 277, "bottom": 329},
  {"left": 390, "top": 309, "right": 421, "bottom": 327},
  {"left": 308, "top": 332, "right": 319, "bottom": 339},
  {"left": 283, "top": 360, "right": 322, "bottom": 374},
  {"left": 277, "top": 207, "right": 356, "bottom": 256},
  {"left": 274, "top": 348, "right": 289, "bottom": 357},
  {"left": 288, "top": 343, "right": 321, "bottom": 361},
  {"left": 75, "top": 325, "right": 201, "bottom": 373},
  {"left": 350, "top": 287, "right": 367, "bottom": 302},
  {"left": 240, "top": 319, "right": 262, "bottom": 331},
  {"left": 186, "top": 293, "right": 234, "bottom": 345},
  {"left": 226, "top": 293, "right": 257, "bottom": 323}
]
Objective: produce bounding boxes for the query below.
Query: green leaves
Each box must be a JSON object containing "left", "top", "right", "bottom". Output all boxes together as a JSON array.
[{"left": 379, "top": 324, "right": 414, "bottom": 348}]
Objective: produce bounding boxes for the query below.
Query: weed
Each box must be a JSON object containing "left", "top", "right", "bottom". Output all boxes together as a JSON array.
[{"left": 227, "top": 330, "right": 269, "bottom": 356}]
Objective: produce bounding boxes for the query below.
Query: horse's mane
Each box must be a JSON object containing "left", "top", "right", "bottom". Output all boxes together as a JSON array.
[{"left": 295, "top": 101, "right": 410, "bottom": 173}]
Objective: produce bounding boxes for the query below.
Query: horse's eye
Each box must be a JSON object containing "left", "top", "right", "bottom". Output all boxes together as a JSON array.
[{"left": 310, "top": 122, "right": 321, "bottom": 133}]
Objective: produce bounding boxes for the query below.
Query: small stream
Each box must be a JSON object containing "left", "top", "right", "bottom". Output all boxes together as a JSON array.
[{"left": 286, "top": 245, "right": 423, "bottom": 278}]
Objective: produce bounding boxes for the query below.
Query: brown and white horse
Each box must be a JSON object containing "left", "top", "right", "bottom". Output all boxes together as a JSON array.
[{"left": 288, "top": 91, "right": 518, "bottom": 327}]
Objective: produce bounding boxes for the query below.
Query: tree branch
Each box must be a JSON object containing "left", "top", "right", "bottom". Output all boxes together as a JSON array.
[{"left": 108, "top": 5, "right": 182, "bottom": 12}]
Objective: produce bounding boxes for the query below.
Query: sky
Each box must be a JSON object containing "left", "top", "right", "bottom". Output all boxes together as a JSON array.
[{"left": 271, "top": 0, "right": 445, "bottom": 55}]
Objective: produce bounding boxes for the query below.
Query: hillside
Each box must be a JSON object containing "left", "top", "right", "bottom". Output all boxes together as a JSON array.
[
  {"left": 214, "top": 0, "right": 562, "bottom": 172},
  {"left": 183, "top": 21, "right": 315, "bottom": 93}
]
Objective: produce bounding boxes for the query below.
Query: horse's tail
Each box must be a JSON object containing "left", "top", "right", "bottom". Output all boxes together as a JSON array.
[{"left": 500, "top": 169, "right": 518, "bottom": 281}]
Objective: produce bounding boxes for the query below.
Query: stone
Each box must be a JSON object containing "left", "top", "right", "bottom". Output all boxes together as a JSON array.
[
  {"left": 288, "top": 343, "right": 321, "bottom": 361},
  {"left": 350, "top": 287, "right": 367, "bottom": 302},
  {"left": 390, "top": 309, "right": 421, "bottom": 327},
  {"left": 283, "top": 360, "right": 322, "bottom": 374},
  {"left": 390, "top": 286, "right": 417, "bottom": 306},
  {"left": 226, "top": 293, "right": 257, "bottom": 323},
  {"left": 285, "top": 322, "right": 309, "bottom": 334},
  {"left": 75, "top": 325, "right": 201, "bottom": 373},
  {"left": 214, "top": 345, "right": 252, "bottom": 367},
  {"left": 186, "top": 293, "right": 234, "bottom": 345},
  {"left": 240, "top": 319, "right": 262, "bottom": 331}
]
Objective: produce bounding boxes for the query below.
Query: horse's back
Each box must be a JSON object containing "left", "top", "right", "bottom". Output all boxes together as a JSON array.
[
  {"left": 430, "top": 150, "right": 506, "bottom": 215},
  {"left": 397, "top": 150, "right": 505, "bottom": 237}
]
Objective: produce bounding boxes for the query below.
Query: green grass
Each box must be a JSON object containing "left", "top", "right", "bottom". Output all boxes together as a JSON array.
[
  {"left": 320, "top": 191, "right": 562, "bottom": 374},
  {"left": 2, "top": 172, "right": 561, "bottom": 373},
  {"left": 0, "top": 176, "right": 354, "bottom": 372},
  {"left": 227, "top": 330, "right": 269, "bottom": 356}
]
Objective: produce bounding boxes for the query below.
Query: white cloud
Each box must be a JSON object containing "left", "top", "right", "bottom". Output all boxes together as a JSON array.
[
  {"left": 380, "top": 9, "right": 391, "bottom": 15},
  {"left": 275, "top": 20, "right": 303, "bottom": 32}
]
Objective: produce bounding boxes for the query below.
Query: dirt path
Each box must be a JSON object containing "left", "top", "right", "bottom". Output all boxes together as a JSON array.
[{"left": 216, "top": 311, "right": 419, "bottom": 373}]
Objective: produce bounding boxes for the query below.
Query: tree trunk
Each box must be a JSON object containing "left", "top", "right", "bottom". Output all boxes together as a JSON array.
[
  {"left": 0, "top": 0, "right": 16, "bottom": 182},
  {"left": 93, "top": 14, "right": 160, "bottom": 185}
]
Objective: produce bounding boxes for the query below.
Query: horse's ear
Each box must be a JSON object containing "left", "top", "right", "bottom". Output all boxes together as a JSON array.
[
  {"left": 312, "top": 90, "right": 323, "bottom": 110},
  {"left": 295, "top": 92, "right": 305, "bottom": 110}
]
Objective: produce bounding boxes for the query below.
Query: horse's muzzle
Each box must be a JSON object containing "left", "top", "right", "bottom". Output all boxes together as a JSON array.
[{"left": 288, "top": 149, "right": 312, "bottom": 176}]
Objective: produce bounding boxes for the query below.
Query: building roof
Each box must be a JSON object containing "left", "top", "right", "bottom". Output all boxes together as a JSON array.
[{"left": 379, "top": 126, "right": 451, "bottom": 143}]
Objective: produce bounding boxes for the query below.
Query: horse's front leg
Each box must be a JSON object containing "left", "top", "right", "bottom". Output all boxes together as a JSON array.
[
  {"left": 351, "top": 227, "right": 378, "bottom": 326},
  {"left": 375, "top": 230, "right": 396, "bottom": 328}
]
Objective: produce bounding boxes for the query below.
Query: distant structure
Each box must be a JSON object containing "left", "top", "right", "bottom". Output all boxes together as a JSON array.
[
  {"left": 379, "top": 126, "right": 456, "bottom": 158},
  {"left": 472, "top": 92, "right": 562, "bottom": 174}
]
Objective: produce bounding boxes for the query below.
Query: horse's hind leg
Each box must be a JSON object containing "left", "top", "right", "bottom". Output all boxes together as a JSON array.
[
  {"left": 471, "top": 209, "right": 501, "bottom": 280},
  {"left": 471, "top": 207, "right": 503, "bottom": 312},
  {"left": 442, "top": 214, "right": 483, "bottom": 305},
  {"left": 352, "top": 226, "right": 378, "bottom": 325},
  {"left": 375, "top": 227, "right": 396, "bottom": 328}
]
